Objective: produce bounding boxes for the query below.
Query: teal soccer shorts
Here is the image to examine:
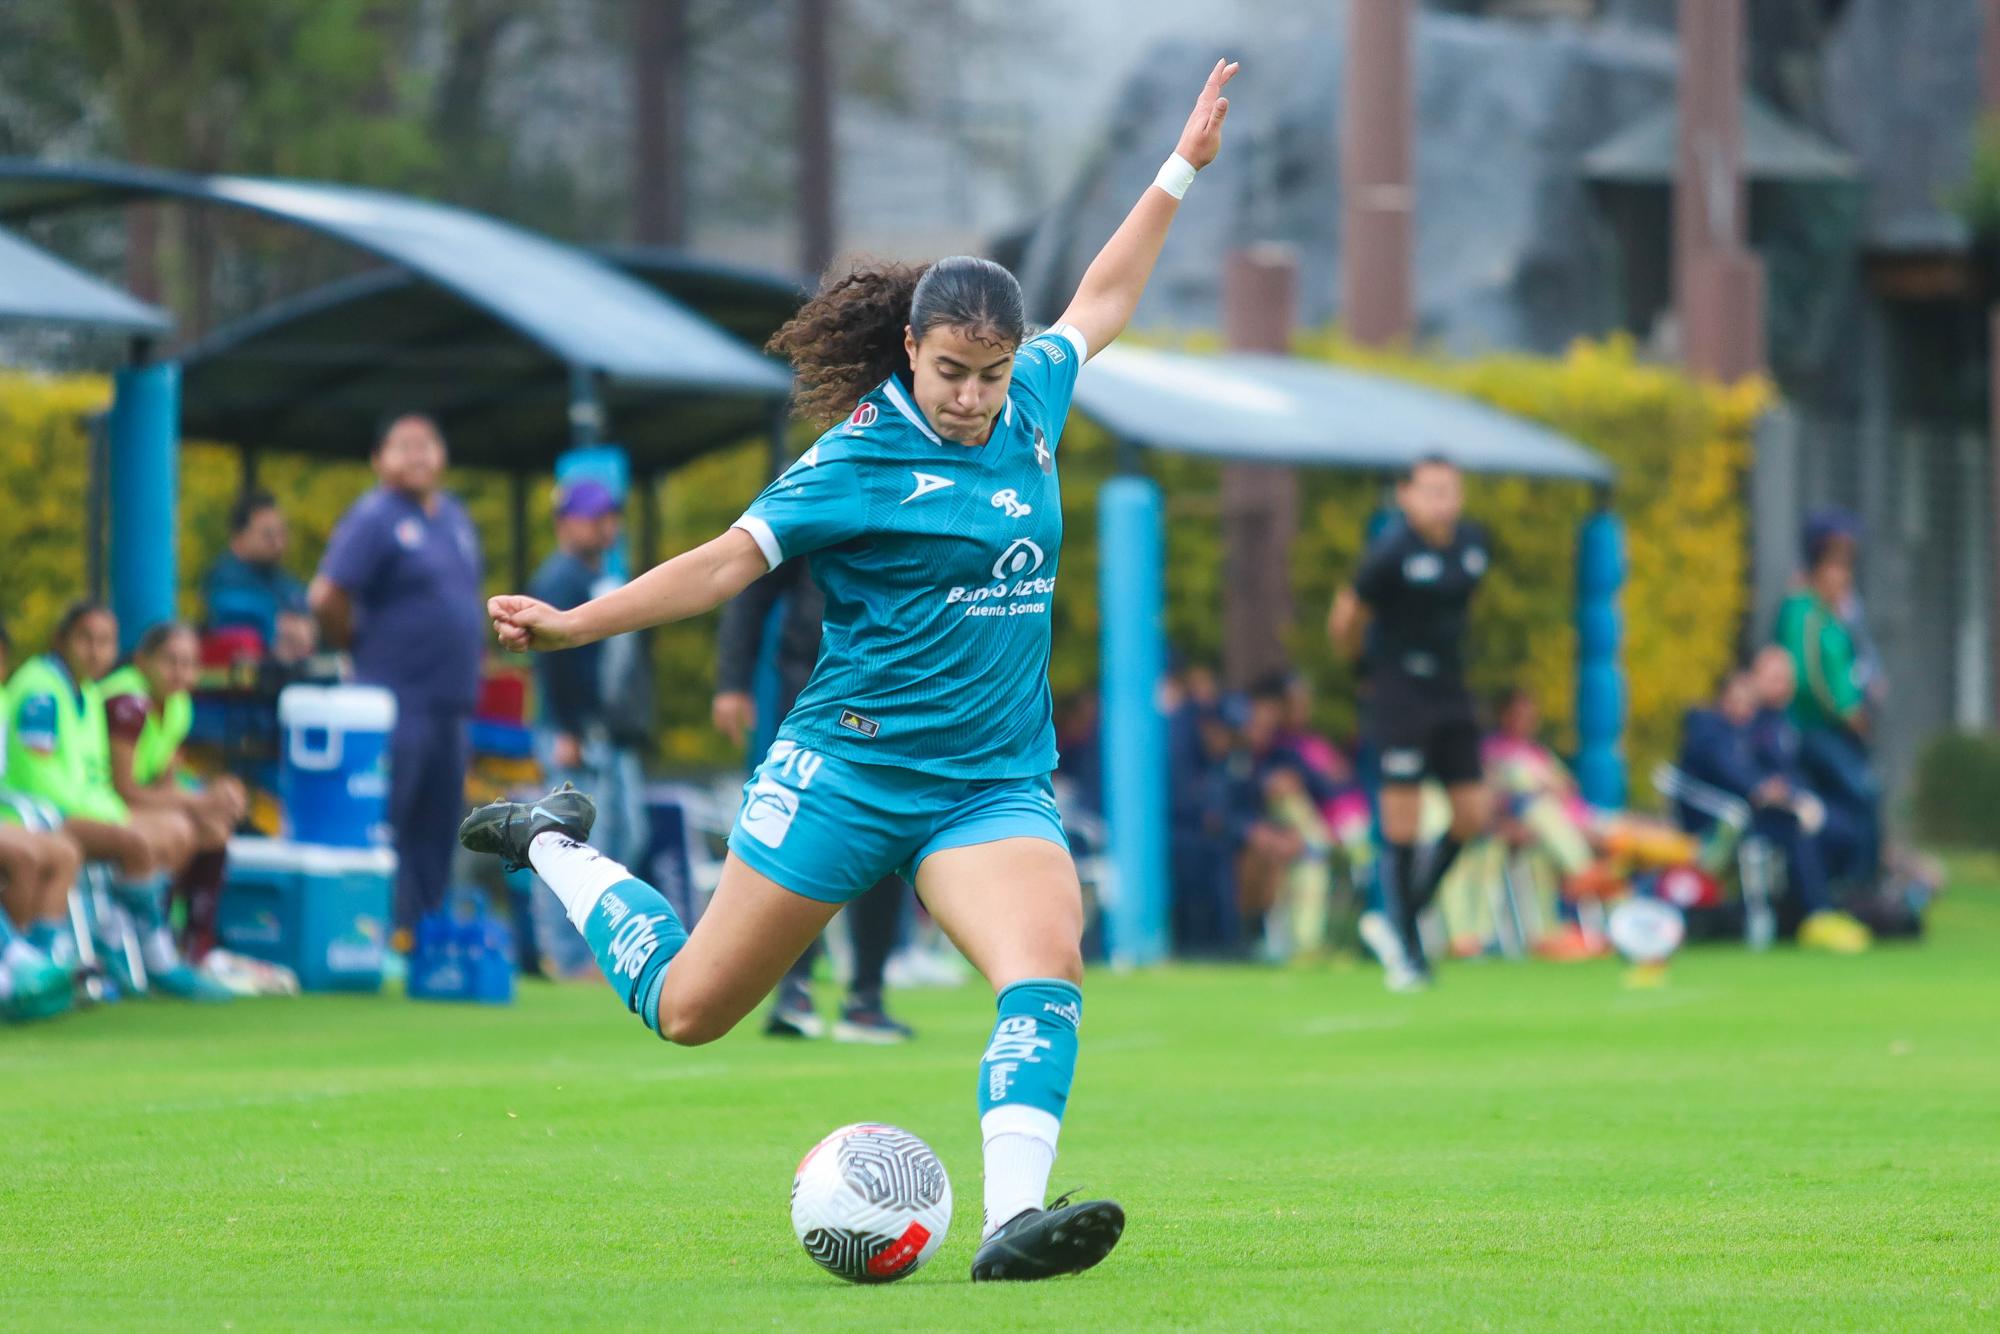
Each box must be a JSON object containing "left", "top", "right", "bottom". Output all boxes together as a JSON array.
[{"left": 726, "top": 740, "right": 1069, "bottom": 903}]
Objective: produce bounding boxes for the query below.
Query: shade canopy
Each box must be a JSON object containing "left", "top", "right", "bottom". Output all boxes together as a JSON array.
[
  {"left": 0, "top": 160, "right": 792, "bottom": 469},
  {"left": 172, "top": 258, "right": 799, "bottom": 471},
  {"left": 0, "top": 226, "right": 170, "bottom": 334},
  {"left": 1581, "top": 96, "right": 1859, "bottom": 186},
  {"left": 1074, "top": 345, "right": 1614, "bottom": 484}
]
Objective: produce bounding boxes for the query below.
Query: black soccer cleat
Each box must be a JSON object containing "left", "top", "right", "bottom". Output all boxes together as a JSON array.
[
  {"left": 457, "top": 782, "right": 598, "bottom": 871},
  {"left": 970, "top": 1193, "right": 1125, "bottom": 1282}
]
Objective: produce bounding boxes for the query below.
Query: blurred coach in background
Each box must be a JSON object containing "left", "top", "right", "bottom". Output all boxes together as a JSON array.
[{"left": 310, "top": 413, "right": 485, "bottom": 946}]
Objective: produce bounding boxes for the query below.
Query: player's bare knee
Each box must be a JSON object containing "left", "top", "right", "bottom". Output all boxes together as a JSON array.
[
  {"left": 46, "top": 834, "right": 81, "bottom": 885},
  {"left": 658, "top": 997, "right": 732, "bottom": 1047}
]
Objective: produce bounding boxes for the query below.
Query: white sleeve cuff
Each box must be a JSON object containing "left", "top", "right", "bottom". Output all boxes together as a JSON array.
[
  {"left": 731, "top": 516, "right": 783, "bottom": 571},
  {"left": 1046, "top": 323, "right": 1089, "bottom": 363}
]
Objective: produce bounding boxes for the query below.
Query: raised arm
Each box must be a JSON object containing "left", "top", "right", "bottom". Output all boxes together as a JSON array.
[
  {"left": 489, "top": 527, "right": 769, "bottom": 654},
  {"left": 1055, "top": 58, "right": 1237, "bottom": 359}
]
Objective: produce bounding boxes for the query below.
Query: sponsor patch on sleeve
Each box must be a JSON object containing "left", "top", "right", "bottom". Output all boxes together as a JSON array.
[{"left": 14, "top": 692, "right": 58, "bottom": 754}]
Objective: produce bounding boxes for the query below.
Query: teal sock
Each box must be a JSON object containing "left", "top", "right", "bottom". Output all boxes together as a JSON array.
[
  {"left": 977, "top": 978, "right": 1082, "bottom": 1234},
  {"left": 529, "top": 833, "right": 687, "bottom": 1036}
]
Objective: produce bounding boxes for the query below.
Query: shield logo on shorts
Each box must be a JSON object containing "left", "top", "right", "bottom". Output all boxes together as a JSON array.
[{"left": 740, "top": 777, "right": 801, "bottom": 848}]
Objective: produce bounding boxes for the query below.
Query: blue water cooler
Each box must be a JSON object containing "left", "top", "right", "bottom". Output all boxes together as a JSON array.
[
  {"left": 279, "top": 685, "right": 396, "bottom": 847},
  {"left": 217, "top": 837, "right": 395, "bottom": 991}
]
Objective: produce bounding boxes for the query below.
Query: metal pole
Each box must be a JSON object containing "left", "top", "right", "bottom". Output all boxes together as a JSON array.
[
  {"left": 510, "top": 469, "right": 531, "bottom": 592},
  {"left": 86, "top": 413, "right": 109, "bottom": 604},
  {"left": 568, "top": 364, "right": 604, "bottom": 449},
  {"left": 1676, "top": 0, "right": 1764, "bottom": 381},
  {"left": 632, "top": 0, "right": 691, "bottom": 247},
  {"left": 1340, "top": 0, "right": 1414, "bottom": 347},
  {"left": 796, "top": 0, "right": 837, "bottom": 278},
  {"left": 1220, "top": 245, "right": 1300, "bottom": 690},
  {"left": 1983, "top": 0, "right": 2000, "bottom": 726}
]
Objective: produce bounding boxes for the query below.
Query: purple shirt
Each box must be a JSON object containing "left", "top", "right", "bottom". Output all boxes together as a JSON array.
[{"left": 320, "top": 487, "right": 486, "bottom": 712}]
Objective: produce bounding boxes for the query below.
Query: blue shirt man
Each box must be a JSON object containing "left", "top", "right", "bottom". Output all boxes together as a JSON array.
[
  {"left": 203, "top": 489, "right": 308, "bottom": 650},
  {"left": 311, "top": 413, "right": 485, "bottom": 936}
]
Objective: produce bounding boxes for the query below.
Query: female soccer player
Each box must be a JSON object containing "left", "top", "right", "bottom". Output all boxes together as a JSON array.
[
  {"left": 102, "top": 621, "right": 248, "bottom": 961},
  {"left": 459, "top": 58, "right": 1237, "bottom": 1282}
]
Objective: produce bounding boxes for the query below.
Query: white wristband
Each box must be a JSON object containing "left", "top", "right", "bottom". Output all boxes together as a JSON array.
[{"left": 1153, "top": 152, "right": 1197, "bottom": 200}]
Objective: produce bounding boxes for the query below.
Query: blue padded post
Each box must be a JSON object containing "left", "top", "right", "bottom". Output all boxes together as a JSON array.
[
  {"left": 1098, "top": 476, "right": 1168, "bottom": 965},
  {"left": 1575, "top": 502, "right": 1627, "bottom": 807},
  {"left": 108, "top": 360, "right": 180, "bottom": 652}
]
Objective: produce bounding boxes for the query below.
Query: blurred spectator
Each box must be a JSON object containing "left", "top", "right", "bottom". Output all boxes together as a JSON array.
[
  {"left": 4, "top": 603, "right": 225, "bottom": 998},
  {"left": 0, "top": 616, "right": 84, "bottom": 1006},
  {"left": 102, "top": 621, "right": 248, "bottom": 961},
  {"left": 1164, "top": 661, "right": 1236, "bottom": 955},
  {"left": 1224, "top": 676, "right": 1355, "bottom": 960},
  {"left": 310, "top": 413, "right": 485, "bottom": 942},
  {"left": 1054, "top": 689, "right": 1103, "bottom": 819},
  {"left": 204, "top": 488, "right": 312, "bottom": 653},
  {"left": 1677, "top": 660, "right": 1870, "bottom": 953},
  {"left": 714, "top": 550, "right": 912, "bottom": 1042},
  {"left": 527, "top": 481, "right": 650, "bottom": 866},
  {"left": 1774, "top": 510, "right": 1882, "bottom": 885}
]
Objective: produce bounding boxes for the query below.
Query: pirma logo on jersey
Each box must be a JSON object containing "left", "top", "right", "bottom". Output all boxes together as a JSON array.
[{"left": 903, "top": 472, "right": 954, "bottom": 504}]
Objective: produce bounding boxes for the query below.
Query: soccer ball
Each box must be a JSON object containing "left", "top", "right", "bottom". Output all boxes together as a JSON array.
[{"left": 791, "top": 1123, "right": 952, "bottom": 1283}]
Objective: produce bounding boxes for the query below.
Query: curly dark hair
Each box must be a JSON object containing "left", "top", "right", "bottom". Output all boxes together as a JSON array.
[{"left": 767, "top": 256, "right": 1026, "bottom": 426}]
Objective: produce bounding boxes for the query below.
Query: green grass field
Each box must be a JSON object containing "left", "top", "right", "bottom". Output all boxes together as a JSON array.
[{"left": 5, "top": 870, "right": 1997, "bottom": 1332}]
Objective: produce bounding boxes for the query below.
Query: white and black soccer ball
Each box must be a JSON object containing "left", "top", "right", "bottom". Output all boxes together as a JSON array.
[{"left": 791, "top": 1123, "right": 952, "bottom": 1283}]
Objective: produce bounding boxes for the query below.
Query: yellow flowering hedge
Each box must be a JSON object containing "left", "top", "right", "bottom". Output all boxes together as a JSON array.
[
  {"left": 1040, "top": 333, "right": 1764, "bottom": 793},
  {"left": 3, "top": 339, "right": 1761, "bottom": 788}
]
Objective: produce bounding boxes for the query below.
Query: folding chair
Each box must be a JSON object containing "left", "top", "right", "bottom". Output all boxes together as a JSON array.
[
  {"left": 0, "top": 790, "right": 144, "bottom": 998},
  {"left": 1651, "top": 762, "right": 1777, "bottom": 951}
]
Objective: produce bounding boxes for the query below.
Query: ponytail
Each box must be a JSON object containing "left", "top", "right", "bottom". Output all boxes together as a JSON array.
[{"left": 768, "top": 255, "right": 1027, "bottom": 427}]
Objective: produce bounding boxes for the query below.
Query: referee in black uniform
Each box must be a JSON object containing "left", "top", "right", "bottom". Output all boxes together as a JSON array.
[{"left": 1329, "top": 454, "right": 1491, "bottom": 987}]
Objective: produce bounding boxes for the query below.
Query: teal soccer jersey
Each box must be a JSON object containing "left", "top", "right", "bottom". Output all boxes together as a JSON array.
[{"left": 732, "top": 324, "right": 1087, "bottom": 780}]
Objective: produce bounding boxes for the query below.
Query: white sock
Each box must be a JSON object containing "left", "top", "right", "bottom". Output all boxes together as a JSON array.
[
  {"left": 981, "top": 1106, "right": 1061, "bottom": 1238},
  {"left": 2, "top": 937, "right": 43, "bottom": 969},
  {"left": 528, "top": 832, "right": 638, "bottom": 930},
  {"left": 142, "top": 924, "right": 181, "bottom": 972}
]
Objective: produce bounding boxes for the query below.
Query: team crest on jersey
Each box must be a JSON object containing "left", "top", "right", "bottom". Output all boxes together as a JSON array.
[
  {"left": 837, "top": 710, "right": 882, "bottom": 739},
  {"left": 1403, "top": 552, "right": 1444, "bottom": 583},
  {"left": 845, "top": 403, "right": 878, "bottom": 431},
  {"left": 1033, "top": 426, "right": 1052, "bottom": 473},
  {"left": 990, "top": 488, "right": 1032, "bottom": 518}
]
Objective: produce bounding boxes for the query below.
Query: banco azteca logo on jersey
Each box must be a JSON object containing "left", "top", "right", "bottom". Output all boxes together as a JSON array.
[
  {"left": 945, "top": 538, "right": 1054, "bottom": 618},
  {"left": 845, "top": 403, "right": 878, "bottom": 431},
  {"left": 993, "top": 537, "right": 1045, "bottom": 579}
]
